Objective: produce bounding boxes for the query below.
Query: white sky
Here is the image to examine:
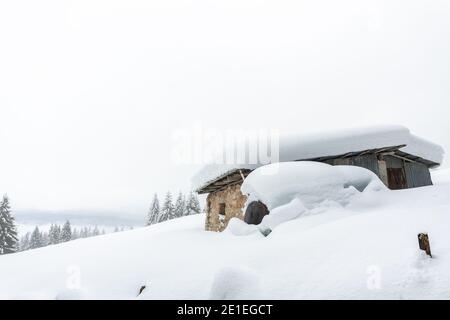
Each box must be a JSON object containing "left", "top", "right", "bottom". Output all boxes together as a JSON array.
[{"left": 1, "top": 0, "right": 449, "bottom": 217}]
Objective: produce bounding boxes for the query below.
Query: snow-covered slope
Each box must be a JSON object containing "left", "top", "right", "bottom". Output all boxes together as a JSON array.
[{"left": 1, "top": 170, "right": 450, "bottom": 299}]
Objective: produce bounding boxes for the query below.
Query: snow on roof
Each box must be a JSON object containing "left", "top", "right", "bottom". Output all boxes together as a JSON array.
[
  {"left": 278, "top": 125, "right": 444, "bottom": 164},
  {"left": 191, "top": 125, "right": 444, "bottom": 192}
]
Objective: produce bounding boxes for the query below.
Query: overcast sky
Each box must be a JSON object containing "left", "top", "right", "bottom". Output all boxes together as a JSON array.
[{"left": 1, "top": 0, "right": 449, "bottom": 218}]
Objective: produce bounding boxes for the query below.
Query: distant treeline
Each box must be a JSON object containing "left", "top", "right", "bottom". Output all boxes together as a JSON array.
[
  {"left": 18, "top": 221, "right": 110, "bottom": 252},
  {"left": 147, "top": 191, "right": 201, "bottom": 225}
]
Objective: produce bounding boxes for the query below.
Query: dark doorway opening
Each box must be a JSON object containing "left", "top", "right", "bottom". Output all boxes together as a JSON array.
[
  {"left": 244, "top": 201, "right": 270, "bottom": 225},
  {"left": 387, "top": 167, "right": 407, "bottom": 190},
  {"left": 219, "top": 203, "right": 226, "bottom": 216}
]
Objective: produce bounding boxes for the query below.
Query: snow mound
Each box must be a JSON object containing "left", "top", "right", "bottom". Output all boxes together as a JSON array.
[
  {"left": 259, "top": 198, "right": 308, "bottom": 232},
  {"left": 279, "top": 125, "right": 443, "bottom": 166},
  {"left": 241, "top": 161, "right": 385, "bottom": 211},
  {"left": 335, "top": 165, "right": 387, "bottom": 192},
  {"left": 209, "top": 266, "right": 262, "bottom": 300},
  {"left": 224, "top": 218, "right": 260, "bottom": 236}
]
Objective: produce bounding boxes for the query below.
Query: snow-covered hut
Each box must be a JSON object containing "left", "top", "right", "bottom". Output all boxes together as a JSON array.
[{"left": 192, "top": 125, "right": 444, "bottom": 232}]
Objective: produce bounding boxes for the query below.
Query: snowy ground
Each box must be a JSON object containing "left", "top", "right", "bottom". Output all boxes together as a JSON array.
[{"left": 1, "top": 169, "right": 450, "bottom": 299}]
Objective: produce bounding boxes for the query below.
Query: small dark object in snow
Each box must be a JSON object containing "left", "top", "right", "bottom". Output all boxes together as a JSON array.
[
  {"left": 260, "top": 228, "right": 272, "bottom": 237},
  {"left": 418, "top": 233, "right": 432, "bottom": 257},
  {"left": 138, "top": 285, "right": 147, "bottom": 296}
]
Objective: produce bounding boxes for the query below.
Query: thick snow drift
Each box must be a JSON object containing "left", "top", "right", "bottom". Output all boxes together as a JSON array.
[
  {"left": 278, "top": 125, "right": 444, "bottom": 166},
  {"left": 224, "top": 218, "right": 260, "bottom": 236},
  {"left": 1, "top": 169, "right": 450, "bottom": 300},
  {"left": 192, "top": 125, "right": 444, "bottom": 192},
  {"left": 209, "top": 266, "right": 262, "bottom": 300},
  {"left": 240, "top": 162, "right": 386, "bottom": 232},
  {"left": 241, "top": 162, "right": 385, "bottom": 210},
  {"left": 258, "top": 198, "right": 308, "bottom": 232}
]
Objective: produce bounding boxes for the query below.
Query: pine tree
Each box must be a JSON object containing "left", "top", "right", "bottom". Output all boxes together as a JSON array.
[
  {"left": 0, "top": 194, "right": 18, "bottom": 254},
  {"left": 93, "top": 226, "right": 100, "bottom": 236},
  {"left": 48, "top": 224, "right": 55, "bottom": 244},
  {"left": 56, "top": 225, "right": 61, "bottom": 242},
  {"left": 61, "top": 221, "right": 72, "bottom": 242},
  {"left": 41, "top": 231, "right": 50, "bottom": 247},
  {"left": 174, "top": 192, "right": 186, "bottom": 218},
  {"left": 185, "top": 192, "right": 201, "bottom": 216},
  {"left": 160, "top": 191, "right": 174, "bottom": 222},
  {"left": 49, "top": 224, "right": 61, "bottom": 245},
  {"left": 72, "top": 227, "right": 80, "bottom": 240},
  {"left": 19, "top": 232, "right": 31, "bottom": 251},
  {"left": 81, "top": 226, "right": 89, "bottom": 238},
  {"left": 147, "top": 194, "right": 160, "bottom": 225},
  {"left": 29, "top": 226, "right": 43, "bottom": 249}
]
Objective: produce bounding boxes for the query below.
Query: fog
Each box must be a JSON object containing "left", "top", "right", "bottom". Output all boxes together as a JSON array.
[{"left": 1, "top": 0, "right": 449, "bottom": 220}]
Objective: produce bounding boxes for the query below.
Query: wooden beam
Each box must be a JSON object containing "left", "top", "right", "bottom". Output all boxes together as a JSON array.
[{"left": 389, "top": 154, "right": 415, "bottom": 163}]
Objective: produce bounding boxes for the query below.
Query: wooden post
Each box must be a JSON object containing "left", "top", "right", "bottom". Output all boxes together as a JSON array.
[
  {"left": 239, "top": 169, "right": 245, "bottom": 182},
  {"left": 138, "top": 285, "right": 147, "bottom": 296},
  {"left": 418, "top": 233, "right": 432, "bottom": 258}
]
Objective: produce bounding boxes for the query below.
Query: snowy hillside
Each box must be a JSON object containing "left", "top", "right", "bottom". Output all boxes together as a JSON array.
[{"left": 1, "top": 169, "right": 450, "bottom": 299}]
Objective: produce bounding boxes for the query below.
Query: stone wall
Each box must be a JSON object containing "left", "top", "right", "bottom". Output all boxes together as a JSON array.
[{"left": 205, "top": 183, "right": 247, "bottom": 232}]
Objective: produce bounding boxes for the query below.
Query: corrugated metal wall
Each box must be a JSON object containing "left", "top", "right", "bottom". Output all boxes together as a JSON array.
[
  {"left": 384, "top": 155, "right": 403, "bottom": 169},
  {"left": 324, "top": 154, "right": 432, "bottom": 189},
  {"left": 316, "top": 154, "right": 433, "bottom": 188},
  {"left": 384, "top": 155, "right": 432, "bottom": 188},
  {"left": 351, "top": 154, "right": 380, "bottom": 176},
  {"left": 331, "top": 154, "right": 379, "bottom": 176},
  {"left": 405, "top": 162, "right": 433, "bottom": 188}
]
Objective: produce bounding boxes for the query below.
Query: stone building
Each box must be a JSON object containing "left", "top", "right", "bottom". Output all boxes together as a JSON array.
[{"left": 192, "top": 126, "right": 444, "bottom": 232}]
